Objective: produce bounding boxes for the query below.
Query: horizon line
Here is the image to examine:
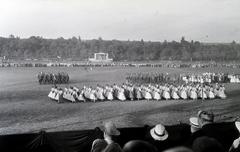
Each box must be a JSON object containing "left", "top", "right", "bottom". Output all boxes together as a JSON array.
[{"left": 0, "top": 35, "right": 238, "bottom": 44}]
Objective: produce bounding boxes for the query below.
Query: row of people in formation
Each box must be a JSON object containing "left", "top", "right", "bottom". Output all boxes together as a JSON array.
[
  {"left": 48, "top": 83, "right": 226, "bottom": 103},
  {"left": 37, "top": 71, "right": 69, "bottom": 84},
  {"left": 126, "top": 72, "right": 238, "bottom": 85},
  {"left": 182, "top": 72, "right": 240, "bottom": 84},
  {"left": 228, "top": 74, "right": 240, "bottom": 83}
]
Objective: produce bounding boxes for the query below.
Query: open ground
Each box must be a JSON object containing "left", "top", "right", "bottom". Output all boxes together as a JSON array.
[{"left": 0, "top": 66, "right": 240, "bottom": 135}]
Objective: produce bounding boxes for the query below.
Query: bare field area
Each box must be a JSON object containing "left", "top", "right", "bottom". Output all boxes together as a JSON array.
[{"left": 0, "top": 67, "right": 240, "bottom": 135}]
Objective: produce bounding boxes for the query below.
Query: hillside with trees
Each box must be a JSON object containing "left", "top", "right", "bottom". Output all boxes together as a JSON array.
[{"left": 0, "top": 35, "right": 239, "bottom": 61}]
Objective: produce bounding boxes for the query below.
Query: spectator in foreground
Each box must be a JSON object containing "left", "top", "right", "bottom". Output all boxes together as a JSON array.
[
  {"left": 91, "top": 121, "right": 122, "bottom": 152},
  {"left": 185, "top": 110, "right": 215, "bottom": 146},
  {"left": 123, "top": 140, "right": 157, "bottom": 152},
  {"left": 229, "top": 121, "right": 240, "bottom": 152},
  {"left": 163, "top": 146, "right": 193, "bottom": 152},
  {"left": 145, "top": 123, "right": 171, "bottom": 151},
  {"left": 197, "top": 110, "right": 214, "bottom": 128},
  {"left": 192, "top": 136, "right": 224, "bottom": 152}
]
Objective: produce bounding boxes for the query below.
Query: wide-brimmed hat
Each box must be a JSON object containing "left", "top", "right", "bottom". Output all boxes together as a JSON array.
[
  {"left": 235, "top": 121, "right": 240, "bottom": 132},
  {"left": 189, "top": 117, "right": 200, "bottom": 128},
  {"left": 150, "top": 124, "right": 168, "bottom": 141},
  {"left": 102, "top": 121, "right": 120, "bottom": 136}
]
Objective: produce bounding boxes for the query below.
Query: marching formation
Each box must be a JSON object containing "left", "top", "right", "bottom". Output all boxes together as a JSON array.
[
  {"left": 126, "top": 73, "right": 183, "bottom": 84},
  {"left": 127, "top": 72, "right": 240, "bottom": 84},
  {"left": 37, "top": 72, "right": 69, "bottom": 84},
  {"left": 182, "top": 72, "right": 240, "bottom": 84},
  {"left": 48, "top": 83, "right": 226, "bottom": 103}
]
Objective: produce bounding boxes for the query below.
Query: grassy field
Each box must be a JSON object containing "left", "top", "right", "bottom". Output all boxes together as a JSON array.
[{"left": 0, "top": 66, "right": 240, "bottom": 135}]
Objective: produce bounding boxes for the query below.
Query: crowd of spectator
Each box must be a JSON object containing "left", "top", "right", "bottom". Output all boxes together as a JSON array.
[
  {"left": 1, "top": 61, "right": 240, "bottom": 69},
  {"left": 91, "top": 110, "right": 240, "bottom": 152}
]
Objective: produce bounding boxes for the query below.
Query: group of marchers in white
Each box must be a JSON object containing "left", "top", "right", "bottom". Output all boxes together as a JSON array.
[
  {"left": 182, "top": 72, "right": 240, "bottom": 84},
  {"left": 48, "top": 83, "right": 226, "bottom": 103}
]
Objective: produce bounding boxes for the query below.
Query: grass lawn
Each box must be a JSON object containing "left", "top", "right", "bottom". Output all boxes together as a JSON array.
[{"left": 0, "top": 66, "right": 240, "bottom": 135}]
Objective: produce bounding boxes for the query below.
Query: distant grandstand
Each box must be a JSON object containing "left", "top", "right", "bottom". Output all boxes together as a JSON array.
[{"left": 88, "top": 52, "right": 113, "bottom": 62}]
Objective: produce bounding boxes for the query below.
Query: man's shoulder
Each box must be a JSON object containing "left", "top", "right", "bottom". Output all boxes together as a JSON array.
[
  {"left": 91, "top": 139, "right": 108, "bottom": 152},
  {"left": 104, "top": 142, "right": 123, "bottom": 152},
  {"left": 92, "top": 139, "right": 107, "bottom": 145}
]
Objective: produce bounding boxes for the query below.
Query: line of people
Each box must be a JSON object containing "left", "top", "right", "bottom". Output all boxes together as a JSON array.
[
  {"left": 182, "top": 72, "right": 240, "bottom": 84},
  {"left": 126, "top": 72, "right": 239, "bottom": 85},
  {"left": 48, "top": 83, "right": 226, "bottom": 103},
  {"left": 37, "top": 72, "right": 69, "bottom": 84},
  {"left": 126, "top": 73, "right": 183, "bottom": 84},
  {"left": 2, "top": 61, "right": 240, "bottom": 69}
]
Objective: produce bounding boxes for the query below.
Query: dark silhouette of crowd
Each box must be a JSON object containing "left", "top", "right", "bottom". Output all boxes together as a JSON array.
[{"left": 91, "top": 111, "right": 240, "bottom": 152}]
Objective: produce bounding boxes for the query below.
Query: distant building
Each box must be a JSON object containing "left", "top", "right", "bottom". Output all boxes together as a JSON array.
[{"left": 89, "top": 52, "right": 113, "bottom": 62}]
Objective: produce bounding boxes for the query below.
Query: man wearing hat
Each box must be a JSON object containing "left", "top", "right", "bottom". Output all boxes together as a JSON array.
[
  {"left": 91, "top": 121, "right": 122, "bottom": 152},
  {"left": 150, "top": 124, "right": 169, "bottom": 141},
  {"left": 197, "top": 110, "right": 214, "bottom": 128},
  {"left": 144, "top": 123, "right": 172, "bottom": 152},
  {"left": 187, "top": 110, "right": 236, "bottom": 151}
]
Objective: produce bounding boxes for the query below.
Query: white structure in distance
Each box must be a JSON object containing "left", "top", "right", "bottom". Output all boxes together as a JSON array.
[{"left": 89, "top": 52, "right": 113, "bottom": 62}]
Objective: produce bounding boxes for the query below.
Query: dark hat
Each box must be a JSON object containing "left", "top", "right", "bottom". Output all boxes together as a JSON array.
[
  {"left": 163, "top": 146, "right": 193, "bottom": 152},
  {"left": 192, "top": 136, "right": 224, "bottom": 152},
  {"left": 123, "top": 140, "right": 157, "bottom": 152}
]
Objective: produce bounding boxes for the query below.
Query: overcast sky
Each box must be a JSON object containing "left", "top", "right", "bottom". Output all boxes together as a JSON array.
[{"left": 0, "top": 0, "right": 239, "bottom": 42}]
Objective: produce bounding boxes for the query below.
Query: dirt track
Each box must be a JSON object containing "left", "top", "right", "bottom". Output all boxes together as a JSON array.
[{"left": 0, "top": 67, "right": 240, "bottom": 135}]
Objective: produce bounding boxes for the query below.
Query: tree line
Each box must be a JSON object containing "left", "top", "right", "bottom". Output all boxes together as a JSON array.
[{"left": 0, "top": 35, "right": 239, "bottom": 61}]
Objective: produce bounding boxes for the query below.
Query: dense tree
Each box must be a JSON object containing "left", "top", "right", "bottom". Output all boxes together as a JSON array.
[{"left": 0, "top": 36, "right": 240, "bottom": 61}]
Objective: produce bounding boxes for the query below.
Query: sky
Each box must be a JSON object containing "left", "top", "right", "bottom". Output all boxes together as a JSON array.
[{"left": 0, "top": 0, "right": 240, "bottom": 42}]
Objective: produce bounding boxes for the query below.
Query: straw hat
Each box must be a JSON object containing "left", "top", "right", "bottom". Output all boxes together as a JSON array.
[
  {"left": 189, "top": 117, "right": 199, "bottom": 128},
  {"left": 150, "top": 124, "right": 168, "bottom": 141},
  {"left": 102, "top": 121, "right": 120, "bottom": 136}
]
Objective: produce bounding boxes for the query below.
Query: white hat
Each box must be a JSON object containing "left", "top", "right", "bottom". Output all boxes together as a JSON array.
[
  {"left": 189, "top": 117, "right": 200, "bottom": 128},
  {"left": 235, "top": 121, "right": 240, "bottom": 132},
  {"left": 150, "top": 124, "right": 168, "bottom": 141}
]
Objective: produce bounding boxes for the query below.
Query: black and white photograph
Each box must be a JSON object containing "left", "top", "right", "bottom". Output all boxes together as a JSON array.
[{"left": 0, "top": 0, "right": 240, "bottom": 151}]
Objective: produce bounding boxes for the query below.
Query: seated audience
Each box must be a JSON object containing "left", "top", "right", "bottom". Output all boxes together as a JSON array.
[
  {"left": 123, "top": 140, "right": 157, "bottom": 152},
  {"left": 187, "top": 111, "right": 238, "bottom": 151},
  {"left": 91, "top": 121, "right": 123, "bottom": 152}
]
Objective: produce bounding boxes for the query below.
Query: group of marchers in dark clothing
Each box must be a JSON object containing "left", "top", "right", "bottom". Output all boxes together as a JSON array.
[{"left": 91, "top": 111, "right": 240, "bottom": 152}]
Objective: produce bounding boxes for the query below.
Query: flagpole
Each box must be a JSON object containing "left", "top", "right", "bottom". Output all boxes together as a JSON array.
[{"left": 201, "top": 78, "right": 204, "bottom": 102}]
